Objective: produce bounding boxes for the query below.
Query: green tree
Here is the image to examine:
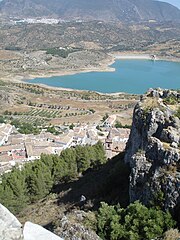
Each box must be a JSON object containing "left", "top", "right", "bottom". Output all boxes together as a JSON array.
[
  {"left": 97, "top": 201, "right": 175, "bottom": 240},
  {"left": 47, "top": 125, "right": 59, "bottom": 135},
  {"left": 175, "top": 107, "right": 180, "bottom": 118},
  {"left": 5, "top": 169, "right": 28, "bottom": 211},
  {"left": 114, "top": 121, "right": 123, "bottom": 128},
  {"left": 52, "top": 155, "right": 68, "bottom": 182},
  {"left": 97, "top": 202, "right": 124, "bottom": 240},
  {"left": 60, "top": 148, "right": 78, "bottom": 179},
  {"left": 0, "top": 168, "right": 28, "bottom": 213},
  {"left": 0, "top": 183, "right": 17, "bottom": 213},
  {"left": 0, "top": 115, "right": 5, "bottom": 123},
  {"left": 92, "top": 141, "right": 106, "bottom": 166},
  {"left": 0, "top": 142, "right": 108, "bottom": 213},
  {"left": 69, "top": 123, "right": 75, "bottom": 129},
  {"left": 102, "top": 113, "right": 109, "bottom": 122},
  {"left": 75, "top": 145, "right": 91, "bottom": 172}
]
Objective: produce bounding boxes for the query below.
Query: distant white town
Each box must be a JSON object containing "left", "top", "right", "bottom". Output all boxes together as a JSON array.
[
  {"left": 10, "top": 18, "right": 84, "bottom": 25},
  {"left": 0, "top": 115, "right": 130, "bottom": 174}
]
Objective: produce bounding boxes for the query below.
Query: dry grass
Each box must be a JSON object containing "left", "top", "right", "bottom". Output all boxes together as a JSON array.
[
  {"left": 162, "top": 142, "right": 171, "bottom": 150},
  {"left": 18, "top": 194, "right": 62, "bottom": 226},
  {"left": 142, "top": 97, "right": 160, "bottom": 110},
  {"left": 163, "top": 229, "right": 180, "bottom": 240},
  {"left": 0, "top": 50, "right": 22, "bottom": 60}
]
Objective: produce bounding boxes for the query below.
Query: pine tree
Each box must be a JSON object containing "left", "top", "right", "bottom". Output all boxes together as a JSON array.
[
  {"left": 60, "top": 148, "right": 78, "bottom": 179},
  {"left": 5, "top": 169, "right": 28, "bottom": 211}
]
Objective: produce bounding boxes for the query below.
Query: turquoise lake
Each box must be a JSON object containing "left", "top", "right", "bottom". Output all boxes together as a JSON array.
[{"left": 27, "top": 60, "right": 180, "bottom": 94}]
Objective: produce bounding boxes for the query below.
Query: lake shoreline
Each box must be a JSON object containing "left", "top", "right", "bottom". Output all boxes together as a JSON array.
[
  {"left": 7, "top": 56, "right": 115, "bottom": 84},
  {"left": 112, "top": 53, "right": 180, "bottom": 62},
  {"left": 3, "top": 53, "right": 180, "bottom": 95},
  {"left": 113, "top": 54, "right": 153, "bottom": 60}
]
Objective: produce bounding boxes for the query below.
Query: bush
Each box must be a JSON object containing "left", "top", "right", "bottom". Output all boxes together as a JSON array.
[
  {"left": 114, "top": 121, "right": 123, "bottom": 128},
  {"left": 102, "top": 113, "right": 109, "bottom": 122},
  {"left": 46, "top": 47, "right": 81, "bottom": 58},
  {"left": 69, "top": 123, "right": 75, "bottom": 130},
  {"left": 0, "top": 115, "right": 5, "bottom": 123},
  {"left": 11, "top": 120, "right": 40, "bottom": 135},
  {"left": 114, "top": 121, "right": 131, "bottom": 129},
  {"left": 96, "top": 201, "right": 175, "bottom": 240},
  {"left": 47, "top": 125, "right": 59, "bottom": 135},
  {"left": 175, "top": 107, "right": 180, "bottom": 119},
  {"left": 163, "top": 96, "right": 178, "bottom": 105}
]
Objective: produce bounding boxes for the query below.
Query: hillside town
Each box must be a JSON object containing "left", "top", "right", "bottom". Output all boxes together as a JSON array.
[{"left": 0, "top": 115, "right": 130, "bottom": 174}]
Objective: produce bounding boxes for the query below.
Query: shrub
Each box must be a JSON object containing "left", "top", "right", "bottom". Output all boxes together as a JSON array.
[
  {"left": 96, "top": 201, "right": 175, "bottom": 240},
  {"left": 175, "top": 107, "right": 180, "bottom": 119}
]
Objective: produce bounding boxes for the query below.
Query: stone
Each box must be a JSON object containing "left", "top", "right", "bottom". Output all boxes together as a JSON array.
[
  {"left": 124, "top": 89, "right": 180, "bottom": 210},
  {"left": 160, "top": 127, "right": 180, "bottom": 144},
  {"left": 23, "top": 222, "right": 63, "bottom": 240},
  {"left": 170, "top": 142, "right": 178, "bottom": 148},
  {"left": 0, "top": 203, "right": 23, "bottom": 240},
  {"left": 0, "top": 204, "right": 65, "bottom": 240},
  {"left": 53, "top": 210, "right": 101, "bottom": 240}
]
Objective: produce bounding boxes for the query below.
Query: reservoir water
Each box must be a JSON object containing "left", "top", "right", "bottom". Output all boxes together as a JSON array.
[{"left": 27, "top": 59, "right": 180, "bottom": 94}]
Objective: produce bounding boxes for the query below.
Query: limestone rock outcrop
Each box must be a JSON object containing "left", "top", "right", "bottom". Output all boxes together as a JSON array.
[
  {"left": 23, "top": 222, "right": 63, "bottom": 240},
  {"left": 125, "top": 89, "right": 180, "bottom": 210},
  {"left": 0, "top": 203, "right": 99, "bottom": 240},
  {"left": 0, "top": 204, "right": 23, "bottom": 240},
  {"left": 0, "top": 204, "right": 64, "bottom": 240},
  {"left": 53, "top": 210, "right": 101, "bottom": 240}
]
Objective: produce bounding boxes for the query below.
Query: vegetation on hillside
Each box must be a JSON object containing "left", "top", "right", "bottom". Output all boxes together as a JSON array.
[
  {"left": 47, "top": 125, "right": 60, "bottom": 135},
  {"left": 0, "top": 115, "right": 6, "bottom": 123},
  {"left": 114, "top": 120, "right": 131, "bottom": 129},
  {"left": 175, "top": 107, "right": 180, "bottom": 119},
  {"left": 96, "top": 201, "right": 175, "bottom": 240},
  {"left": 46, "top": 47, "right": 81, "bottom": 58},
  {"left": 0, "top": 140, "right": 178, "bottom": 239},
  {"left": 11, "top": 119, "right": 40, "bottom": 135},
  {"left": 163, "top": 95, "right": 179, "bottom": 105},
  {"left": 0, "top": 142, "right": 106, "bottom": 213}
]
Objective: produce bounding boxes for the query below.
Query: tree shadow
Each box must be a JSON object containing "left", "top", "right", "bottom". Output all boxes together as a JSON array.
[{"left": 52, "top": 152, "right": 130, "bottom": 211}]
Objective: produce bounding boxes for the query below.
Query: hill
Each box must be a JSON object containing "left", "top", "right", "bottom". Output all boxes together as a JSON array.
[{"left": 0, "top": 0, "right": 180, "bottom": 22}]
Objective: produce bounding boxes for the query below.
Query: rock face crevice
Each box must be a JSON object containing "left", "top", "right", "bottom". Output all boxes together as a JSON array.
[{"left": 125, "top": 89, "right": 180, "bottom": 210}]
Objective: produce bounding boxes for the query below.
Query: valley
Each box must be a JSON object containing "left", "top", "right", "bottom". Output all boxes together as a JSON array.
[{"left": 0, "top": 20, "right": 180, "bottom": 86}]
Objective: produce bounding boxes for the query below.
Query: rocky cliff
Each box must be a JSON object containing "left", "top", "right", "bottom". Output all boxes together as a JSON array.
[{"left": 125, "top": 89, "right": 180, "bottom": 211}]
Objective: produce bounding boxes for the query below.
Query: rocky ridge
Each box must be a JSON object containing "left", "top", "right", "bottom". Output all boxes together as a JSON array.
[{"left": 125, "top": 89, "right": 180, "bottom": 211}]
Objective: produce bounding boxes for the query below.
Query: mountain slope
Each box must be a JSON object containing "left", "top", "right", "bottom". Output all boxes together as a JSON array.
[{"left": 0, "top": 0, "right": 180, "bottom": 22}]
